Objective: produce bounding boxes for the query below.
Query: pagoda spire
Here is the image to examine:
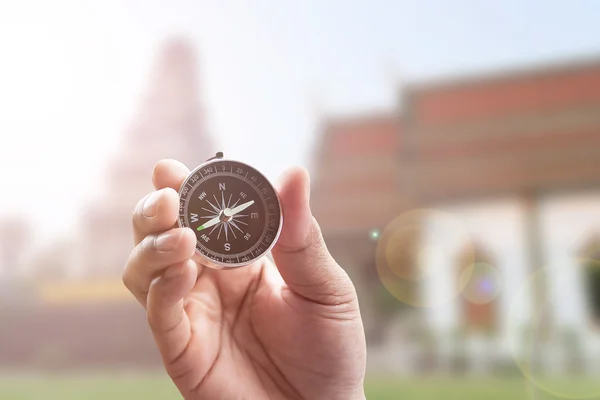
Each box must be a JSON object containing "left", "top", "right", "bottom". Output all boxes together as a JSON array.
[
  {"left": 80, "top": 37, "right": 214, "bottom": 279},
  {"left": 120, "top": 37, "right": 212, "bottom": 170}
]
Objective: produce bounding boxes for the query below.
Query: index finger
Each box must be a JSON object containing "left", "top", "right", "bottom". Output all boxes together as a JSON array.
[
  {"left": 131, "top": 160, "right": 191, "bottom": 245},
  {"left": 152, "top": 159, "right": 190, "bottom": 191}
]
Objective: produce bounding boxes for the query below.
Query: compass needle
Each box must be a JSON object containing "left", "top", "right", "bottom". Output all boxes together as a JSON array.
[
  {"left": 196, "top": 215, "right": 221, "bottom": 231},
  {"left": 229, "top": 200, "right": 254, "bottom": 216},
  {"left": 177, "top": 152, "right": 282, "bottom": 269}
]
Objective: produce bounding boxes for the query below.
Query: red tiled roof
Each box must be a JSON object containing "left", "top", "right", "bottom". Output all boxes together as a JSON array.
[
  {"left": 311, "top": 113, "right": 402, "bottom": 233},
  {"left": 312, "top": 55, "right": 600, "bottom": 233},
  {"left": 324, "top": 114, "right": 399, "bottom": 156},
  {"left": 409, "top": 58, "right": 600, "bottom": 126}
]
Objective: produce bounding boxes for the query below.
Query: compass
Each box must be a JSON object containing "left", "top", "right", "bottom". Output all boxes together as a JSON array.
[{"left": 177, "top": 152, "right": 283, "bottom": 269}]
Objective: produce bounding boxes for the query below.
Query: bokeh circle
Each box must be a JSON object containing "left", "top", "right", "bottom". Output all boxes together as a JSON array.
[
  {"left": 459, "top": 262, "right": 502, "bottom": 305},
  {"left": 375, "top": 208, "right": 475, "bottom": 307},
  {"left": 507, "top": 256, "right": 600, "bottom": 399}
]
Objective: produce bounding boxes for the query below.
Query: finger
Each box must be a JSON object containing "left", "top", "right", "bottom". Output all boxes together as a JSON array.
[
  {"left": 153, "top": 159, "right": 190, "bottom": 191},
  {"left": 132, "top": 188, "right": 180, "bottom": 245},
  {"left": 272, "top": 167, "right": 356, "bottom": 304},
  {"left": 147, "top": 260, "right": 195, "bottom": 362},
  {"left": 123, "top": 227, "right": 197, "bottom": 306},
  {"left": 146, "top": 260, "right": 209, "bottom": 390}
]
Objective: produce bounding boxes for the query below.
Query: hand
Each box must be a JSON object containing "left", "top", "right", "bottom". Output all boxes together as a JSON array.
[{"left": 123, "top": 159, "right": 367, "bottom": 400}]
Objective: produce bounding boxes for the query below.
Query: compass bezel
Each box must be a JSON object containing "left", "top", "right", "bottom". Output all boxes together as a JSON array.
[{"left": 177, "top": 155, "right": 283, "bottom": 270}]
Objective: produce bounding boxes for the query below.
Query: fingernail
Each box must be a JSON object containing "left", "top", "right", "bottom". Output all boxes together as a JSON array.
[
  {"left": 143, "top": 191, "right": 161, "bottom": 217},
  {"left": 155, "top": 230, "right": 182, "bottom": 251}
]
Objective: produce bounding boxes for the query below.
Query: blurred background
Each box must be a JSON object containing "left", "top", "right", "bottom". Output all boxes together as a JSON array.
[{"left": 2, "top": 0, "right": 600, "bottom": 399}]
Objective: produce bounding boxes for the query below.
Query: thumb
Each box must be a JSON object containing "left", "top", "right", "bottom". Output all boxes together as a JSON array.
[{"left": 272, "top": 166, "right": 356, "bottom": 305}]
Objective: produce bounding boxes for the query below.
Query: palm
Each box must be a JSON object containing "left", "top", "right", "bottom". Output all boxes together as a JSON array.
[
  {"left": 124, "top": 161, "right": 366, "bottom": 400},
  {"left": 166, "top": 259, "right": 363, "bottom": 400}
]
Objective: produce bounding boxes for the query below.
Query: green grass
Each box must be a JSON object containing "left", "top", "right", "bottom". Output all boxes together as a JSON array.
[
  {"left": 0, "top": 373, "right": 180, "bottom": 400},
  {"left": 0, "top": 373, "right": 599, "bottom": 399}
]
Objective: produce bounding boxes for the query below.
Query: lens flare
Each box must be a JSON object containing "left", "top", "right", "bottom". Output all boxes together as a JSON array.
[
  {"left": 460, "top": 263, "right": 502, "bottom": 305},
  {"left": 507, "top": 256, "right": 600, "bottom": 399},
  {"left": 375, "top": 208, "right": 475, "bottom": 307},
  {"left": 369, "top": 229, "right": 380, "bottom": 241}
]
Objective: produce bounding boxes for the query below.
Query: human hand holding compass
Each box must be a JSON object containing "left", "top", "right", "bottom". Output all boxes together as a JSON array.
[{"left": 122, "top": 154, "right": 367, "bottom": 400}]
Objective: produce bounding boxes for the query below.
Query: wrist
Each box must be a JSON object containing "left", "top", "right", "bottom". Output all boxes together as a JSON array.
[
  {"left": 342, "top": 387, "right": 367, "bottom": 400},
  {"left": 349, "top": 392, "right": 367, "bottom": 400}
]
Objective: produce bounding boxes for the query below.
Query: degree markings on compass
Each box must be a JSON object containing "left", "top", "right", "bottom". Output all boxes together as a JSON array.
[{"left": 245, "top": 172, "right": 248, "bottom": 178}]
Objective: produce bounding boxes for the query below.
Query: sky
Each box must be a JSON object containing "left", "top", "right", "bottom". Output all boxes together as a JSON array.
[{"left": 1, "top": 0, "right": 600, "bottom": 242}]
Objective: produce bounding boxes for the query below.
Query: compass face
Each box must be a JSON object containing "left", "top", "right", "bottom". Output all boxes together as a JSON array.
[{"left": 178, "top": 157, "right": 283, "bottom": 268}]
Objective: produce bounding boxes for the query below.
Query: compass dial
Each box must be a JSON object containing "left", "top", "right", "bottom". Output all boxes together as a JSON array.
[{"left": 178, "top": 155, "right": 283, "bottom": 269}]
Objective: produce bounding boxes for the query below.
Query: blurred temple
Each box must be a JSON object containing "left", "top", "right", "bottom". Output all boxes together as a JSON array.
[
  {"left": 0, "top": 38, "right": 214, "bottom": 369},
  {"left": 311, "top": 56, "right": 600, "bottom": 375},
  {"left": 2, "top": 39, "right": 600, "bottom": 378},
  {"left": 81, "top": 38, "right": 213, "bottom": 280}
]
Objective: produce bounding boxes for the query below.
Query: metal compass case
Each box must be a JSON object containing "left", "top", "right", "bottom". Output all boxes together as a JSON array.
[{"left": 177, "top": 152, "right": 283, "bottom": 269}]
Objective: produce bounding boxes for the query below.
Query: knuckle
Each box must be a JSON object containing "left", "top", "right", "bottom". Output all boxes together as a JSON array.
[
  {"left": 122, "top": 266, "right": 134, "bottom": 291},
  {"left": 138, "top": 234, "right": 159, "bottom": 259},
  {"left": 126, "top": 235, "right": 158, "bottom": 273}
]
